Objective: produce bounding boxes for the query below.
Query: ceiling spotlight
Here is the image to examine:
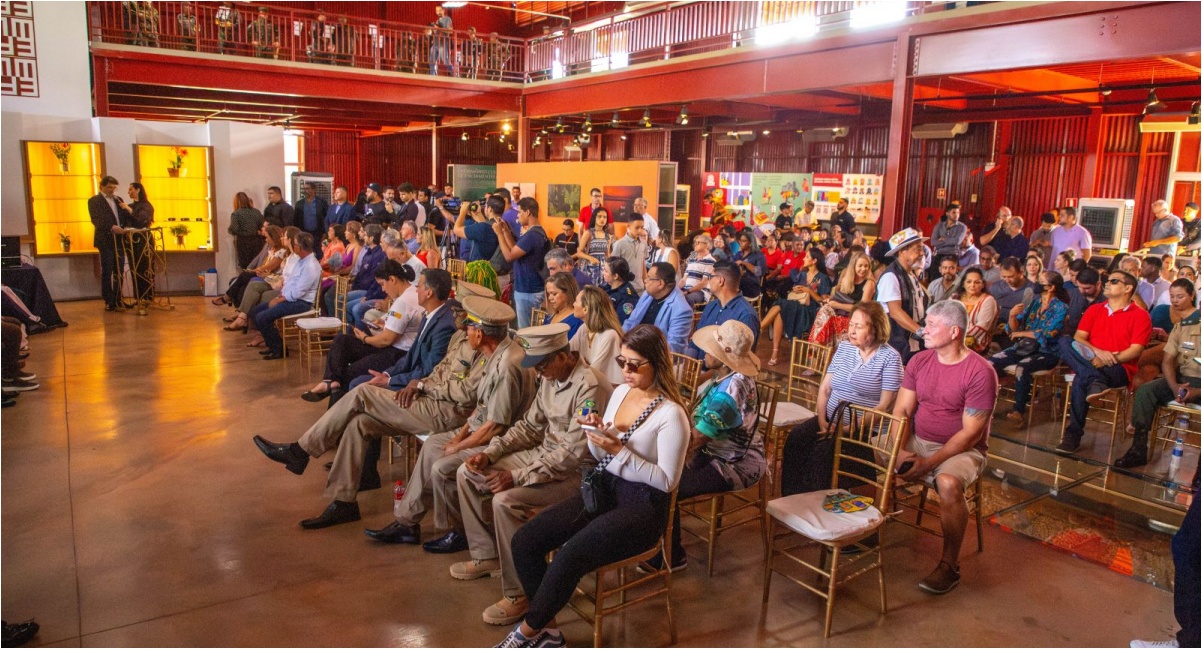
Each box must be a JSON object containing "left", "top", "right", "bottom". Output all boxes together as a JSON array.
[
  {"left": 676, "top": 106, "right": 689, "bottom": 125},
  {"left": 532, "top": 136, "right": 542, "bottom": 147},
  {"left": 611, "top": 112, "right": 620, "bottom": 126},
  {"left": 540, "top": 126, "right": 548, "bottom": 136},
  {"left": 501, "top": 121, "right": 512, "bottom": 134},
  {"left": 583, "top": 114, "right": 592, "bottom": 131},
  {"left": 762, "top": 129, "right": 770, "bottom": 135},
  {"left": 641, "top": 109, "right": 651, "bottom": 127},
  {"left": 461, "top": 131, "right": 468, "bottom": 141},
  {"left": 1099, "top": 85, "right": 1112, "bottom": 97},
  {"left": 1190, "top": 101, "right": 1201, "bottom": 126},
  {"left": 1144, "top": 88, "right": 1166, "bottom": 114},
  {"left": 620, "top": 134, "right": 627, "bottom": 141},
  {"left": 700, "top": 131, "right": 709, "bottom": 138}
]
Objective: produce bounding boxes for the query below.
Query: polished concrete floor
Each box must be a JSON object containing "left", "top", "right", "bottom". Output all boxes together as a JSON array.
[{"left": 1, "top": 298, "right": 1179, "bottom": 647}]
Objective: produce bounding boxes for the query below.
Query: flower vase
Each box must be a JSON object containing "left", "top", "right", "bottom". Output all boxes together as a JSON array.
[
  {"left": 167, "top": 167, "right": 180, "bottom": 178},
  {"left": 61, "top": 241, "right": 71, "bottom": 253},
  {"left": 175, "top": 235, "right": 186, "bottom": 248},
  {"left": 59, "top": 162, "right": 70, "bottom": 174}
]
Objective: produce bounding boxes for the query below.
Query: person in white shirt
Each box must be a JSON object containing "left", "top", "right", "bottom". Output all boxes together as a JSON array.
[
  {"left": 1049, "top": 206, "right": 1093, "bottom": 262},
  {"left": 634, "top": 196, "right": 659, "bottom": 245},
  {"left": 252, "top": 231, "right": 323, "bottom": 360}
]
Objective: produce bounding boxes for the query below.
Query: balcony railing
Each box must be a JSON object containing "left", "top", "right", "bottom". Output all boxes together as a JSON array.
[{"left": 89, "top": 1, "right": 935, "bottom": 83}]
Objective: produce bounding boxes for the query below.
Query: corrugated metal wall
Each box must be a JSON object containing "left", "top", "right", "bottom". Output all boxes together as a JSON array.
[
  {"left": 303, "top": 130, "right": 360, "bottom": 192},
  {"left": 1003, "top": 117, "right": 1089, "bottom": 226}
]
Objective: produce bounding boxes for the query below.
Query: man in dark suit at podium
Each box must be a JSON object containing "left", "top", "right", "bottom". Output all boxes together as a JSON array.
[{"left": 87, "top": 176, "right": 127, "bottom": 311}]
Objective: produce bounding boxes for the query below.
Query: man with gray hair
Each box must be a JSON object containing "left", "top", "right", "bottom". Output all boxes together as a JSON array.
[
  {"left": 892, "top": 299, "right": 998, "bottom": 595},
  {"left": 401, "top": 220, "right": 420, "bottom": 254},
  {"left": 682, "top": 233, "right": 717, "bottom": 305},
  {"left": 544, "top": 248, "right": 591, "bottom": 288},
  {"left": 1141, "top": 199, "right": 1183, "bottom": 256},
  {"left": 633, "top": 196, "right": 659, "bottom": 243}
]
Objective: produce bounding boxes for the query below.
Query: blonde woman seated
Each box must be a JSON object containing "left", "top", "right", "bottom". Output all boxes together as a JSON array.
[
  {"left": 218, "top": 223, "right": 285, "bottom": 315},
  {"left": 955, "top": 266, "right": 999, "bottom": 353},
  {"left": 570, "top": 285, "right": 624, "bottom": 386},
  {"left": 229, "top": 226, "right": 300, "bottom": 341},
  {"left": 809, "top": 250, "right": 876, "bottom": 346},
  {"left": 415, "top": 226, "right": 441, "bottom": 270},
  {"left": 538, "top": 272, "right": 584, "bottom": 338}
]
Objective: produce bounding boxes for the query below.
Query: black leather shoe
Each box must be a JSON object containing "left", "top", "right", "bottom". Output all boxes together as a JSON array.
[
  {"left": 422, "top": 530, "right": 469, "bottom": 554},
  {"left": 364, "top": 521, "right": 421, "bottom": 544},
  {"left": 1114, "top": 446, "right": 1149, "bottom": 469},
  {"left": 358, "top": 467, "right": 381, "bottom": 491},
  {"left": 2, "top": 620, "right": 40, "bottom": 647},
  {"left": 300, "top": 500, "right": 360, "bottom": 529},
  {"left": 262, "top": 352, "right": 285, "bottom": 360},
  {"left": 259, "top": 349, "right": 275, "bottom": 356},
  {"left": 252, "top": 436, "right": 310, "bottom": 475},
  {"left": 24, "top": 322, "right": 49, "bottom": 336}
]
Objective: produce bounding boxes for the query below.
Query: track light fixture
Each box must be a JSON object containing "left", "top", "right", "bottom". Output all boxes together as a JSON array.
[
  {"left": 583, "top": 114, "right": 592, "bottom": 132},
  {"left": 641, "top": 109, "right": 652, "bottom": 127},
  {"left": 501, "top": 121, "right": 512, "bottom": 134},
  {"left": 461, "top": 131, "right": 468, "bottom": 141},
  {"left": 555, "top": 117, "right": 565, "bottom": 133},
  {"left": 611, "top": 112, "right": 620, "bottom": 126},
  {"left": 676, "top": 106, "right": 689, "bottom": 125}
]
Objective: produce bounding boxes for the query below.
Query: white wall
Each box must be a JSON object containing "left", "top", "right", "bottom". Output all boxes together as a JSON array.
[{"left": 1, "top": 2, "right": 92, "bottom": 119}]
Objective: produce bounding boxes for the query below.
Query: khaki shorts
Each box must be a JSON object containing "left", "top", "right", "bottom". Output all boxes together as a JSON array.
[{"left": 906, "top": 435, "right": 986, "bottom": 488}]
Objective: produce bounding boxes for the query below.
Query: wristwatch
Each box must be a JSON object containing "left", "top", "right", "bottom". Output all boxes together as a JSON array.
[{"left": 417, "top": 380, "right": 425, "bottom": 392}]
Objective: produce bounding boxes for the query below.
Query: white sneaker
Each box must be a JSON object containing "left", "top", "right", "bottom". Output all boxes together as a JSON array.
[{"left": 1130, "top": 639, "right": 1179, "bottom": 648}]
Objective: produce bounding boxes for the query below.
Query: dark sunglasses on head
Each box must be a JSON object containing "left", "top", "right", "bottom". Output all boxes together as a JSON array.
[{"left": 614, "top": 355, "right": 650, "bottom": 372}]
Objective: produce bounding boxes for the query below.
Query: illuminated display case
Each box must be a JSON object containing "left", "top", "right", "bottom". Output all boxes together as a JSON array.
[
  {"left": 22, "top": 141, "right": 107, "bottom": 256},
  {"left": 134, "top": 144, "right": 216, "bottom": 252}
]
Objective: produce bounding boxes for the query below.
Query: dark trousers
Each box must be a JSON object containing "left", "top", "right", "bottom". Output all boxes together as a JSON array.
[
  {"left": 97, "top": 238, "right": 124, "bottom": 308},
  {"left": 225, "top": 271, "right": 256, "bottom": 306},
  {"left": 1, "top": 320, "right": 20, "bottom": 380},
  {"left": 512, "top": 480, "right": 670, "bottom": 630},
  {"left": 989, "top": 347, "right": 1060, "bottom": 412},
  {"left": 1130, "top": 376, "right": 1202, "bottom": 441},
  {"left": 323, "top": 332, "right": 405, "bottom": 386},
  {"left": 1173, "top": 478, "right": 1200, "bottom": 647},
  {"left": 1057, "top": 336, "right": 1128, "bottom": 441},
  {"left": 250, "top": 300, "right": 312, "bottom": 355},
  {"left": 670, "top": 456, "right": 731, "bottom": 558}
]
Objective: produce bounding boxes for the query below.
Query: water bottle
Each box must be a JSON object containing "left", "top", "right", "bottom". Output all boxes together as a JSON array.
[
  {"left": 392, "top": 480, "right": 406, "bottom": 517},
  {"left": 1169, "top": 438, "right": 1184, "bottom": 478}
]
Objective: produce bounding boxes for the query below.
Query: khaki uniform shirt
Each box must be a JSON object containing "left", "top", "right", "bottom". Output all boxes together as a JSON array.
[
  {"left": 423, "top": 329, "right": 487, "bottom": 417},
  {"left": 483, "top": 360, "right": 613, "bottom": 486},
  {"left": 466, "top": 336, "right": 535, "bottom": 431},
  {"left": 1165, "top": 315, "right": 1201, "bottom": 380}
]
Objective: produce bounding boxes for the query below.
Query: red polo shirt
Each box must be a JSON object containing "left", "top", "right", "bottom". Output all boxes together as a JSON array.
[
  {"left": 1077, "top": 301, "right": 1152, "bottom": 382},
  {"left": 763, "top": 248, "right": 784, "bottom": 270},
  {"left": 777, "top": 250, "right": 802, "bottom": 276}
]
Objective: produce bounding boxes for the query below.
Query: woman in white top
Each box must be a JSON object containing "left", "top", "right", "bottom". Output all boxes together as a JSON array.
[
  {"left": 500, "top": 324, "right": 689, "bottom": 648},
  {"left": 570, "top": 285, "right": 624, "bottom": 387},
  {"left": 651, "top": 229, "right": 680, "bottom": 276},
  {"left": 301, "top": 260, "right": 421, "bottom": 402}
]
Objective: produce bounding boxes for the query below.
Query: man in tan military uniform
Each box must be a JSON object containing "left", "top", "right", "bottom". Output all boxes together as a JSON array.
[
  {"left": 364, "top": 297, "right": 536, "bottom": 551},
  {"left": 449, "top": 323, "right": 613, "bottom": 626}
]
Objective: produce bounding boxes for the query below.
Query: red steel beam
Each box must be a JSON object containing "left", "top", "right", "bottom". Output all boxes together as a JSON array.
[{"left": 881, "top": 31, "right": 916, "bottom": 238}]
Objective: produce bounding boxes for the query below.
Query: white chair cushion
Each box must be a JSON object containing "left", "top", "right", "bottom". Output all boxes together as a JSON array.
[
  {"left": 1169, "top": 400, "right": 1201, "bottom": 411},
  {"left": 766, "top": 489, "right": 884, "bottom": 543},
  {"left": 773, "top": 401, "right": 816, "bottom": 428},
  {"left": 296, "top": 316, "right": 343, "bottom": 330}
]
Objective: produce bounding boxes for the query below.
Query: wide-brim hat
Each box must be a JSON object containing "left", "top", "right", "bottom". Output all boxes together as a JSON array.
[
  {"left": 691, "top": 320, "right": 760, "bottom": 377},
  {"left": 884, "top": 228, "right": 928, "bottom": 256}
]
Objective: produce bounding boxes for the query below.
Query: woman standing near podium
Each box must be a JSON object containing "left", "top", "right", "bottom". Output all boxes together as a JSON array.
[{"left": 119, "top": 182, "right": 156, "bottom": 304}]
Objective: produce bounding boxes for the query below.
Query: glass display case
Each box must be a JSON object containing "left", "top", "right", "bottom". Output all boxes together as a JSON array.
[
  {"left": 22, "top": 141, "right": 107, "bottom": 256},
  {"left": 134, "top": 144, "right": 216, "bottom": 252}
]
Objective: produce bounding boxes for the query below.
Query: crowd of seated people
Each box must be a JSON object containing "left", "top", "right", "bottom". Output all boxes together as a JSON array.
[{"left": 217, "top": 185, "right": 1198, "bottom": 647}]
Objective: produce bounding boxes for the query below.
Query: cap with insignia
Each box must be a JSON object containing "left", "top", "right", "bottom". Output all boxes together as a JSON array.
[
  {"left": 516, "top": 323, "right": 571, "bottom": 368},
  {"left": 462, "top": 295, "right": 514, "bottom": 327},
  {"left": 457, "top": 280, "right": 496, "bottom": 300}
]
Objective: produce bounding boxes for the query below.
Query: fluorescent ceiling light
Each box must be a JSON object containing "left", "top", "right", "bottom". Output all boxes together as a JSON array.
[{"left": 850, "top": 1, "right": 907, "bottom": 29}]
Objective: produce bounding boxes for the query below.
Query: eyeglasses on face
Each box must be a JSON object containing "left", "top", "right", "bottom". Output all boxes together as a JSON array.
[
  {"left": 1106, "top": 278, "right": 1126, "bottom": 285},
  {"left": 614, "top": 355, "right": 650, "bottom": 372}
]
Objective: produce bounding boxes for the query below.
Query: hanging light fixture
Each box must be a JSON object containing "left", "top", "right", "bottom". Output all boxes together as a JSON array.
[
  {"left": 641, "top": 109, "right": 652, "bottom": 127},
  {"left": 532, "top": 136, "right": 542, "bottom": 147},
  {"left": 1143, "top": 88, "right": 1166, "bottom": 114},
  {"left": 555, "top": 117, "right": 565, "bottom": 133},
  {"left": 676, "top": 106, "right": 689, "bottom": 125},
  {"left": 461, "top": 131, "right": 468, "bottom": 141},
  {"left": 611, "top": 112, "right": 620, "bottom": 126},
  {"left": 501, "top": 121, "right": 512, "bottom": 134},
  {"left": 583, "top": 114, "right": 592, "bottom": 132}
]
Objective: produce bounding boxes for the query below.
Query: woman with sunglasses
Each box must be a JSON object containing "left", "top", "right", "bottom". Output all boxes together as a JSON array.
[
  {"left": 498, "top": 325, "right": 689, "bottom": 648},
  {"left": 990, "top": 270, "right": 1069, "bottom": 423}
]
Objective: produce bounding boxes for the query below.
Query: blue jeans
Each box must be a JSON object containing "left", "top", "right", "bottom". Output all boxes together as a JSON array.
[
  {"left": 251, "top": 299, "right": 312, "bottom": 355},
  {"left": 1056, "top": 336, "right": 1128, "bottom": 441},
  {"left": 1173, "top": 481, "right": 1200, "bottom": 647},
  {"left": 350, "top": 298, "right": 377, "bottom": 327},
  {"left": 989, "top": 347, "right": 1060, "bottom": 412},
  {"left": 513, "top": 291, "right": 544, "bottom": 329},
  {"left": 329, "top": 289, "right": 366, "bottom": 321}
]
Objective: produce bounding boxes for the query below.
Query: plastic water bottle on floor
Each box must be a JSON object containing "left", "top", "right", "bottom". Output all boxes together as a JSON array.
[
  {"left": 1169, "top": 438, "right": 1184, "bottom": 479},
  {"left": 393, "top": 480, "right": 406, "bottom": 517}
]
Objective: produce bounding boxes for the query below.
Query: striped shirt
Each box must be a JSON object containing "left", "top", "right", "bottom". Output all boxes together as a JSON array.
[
  {"left": 823, "top": 342, "right": 904, "bottom": 422},
  {"left": 683, "top": 252, "right": 716, "bottom": 299}
]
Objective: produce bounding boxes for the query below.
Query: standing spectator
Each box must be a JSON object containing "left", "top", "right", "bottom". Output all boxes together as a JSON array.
[
  {"left": 579, "top": 188, "right": 604, "bottom": 230},
  {"left": 308, "top": 12, "right": 334, "bottom": 63},
  {"left": 429, "top": 5, "right": 453, "bottom": 75},
  {"left": 650, "top": 229, "right": 680, "bottom": 276},
  {"left": 1141, "top": 199, "right": 1184, "bottom": 256},
  {"left": 88, "top": 176, "right": 127, "bottom": 311},
  {"left": 325, "top": 186, "right": 357, "bottom": 226},
  {"left": 247, "top": 6, "right": 279, "bottom": 58},
  {"left": 495, "top": 197, "right": 548, "bottom": 329},
  {"left": 1054, "top": 270, "right": 1151, "bottom": 454},
  {"left": 214, "top": 1, "right": 241, "bottom": 55},
  {"left": 121, "top": 182, "right": 155, "bottom": 303},
  {"left": 958, "top": 231, "right": 981, "bottom": 269},
  {"left": 461, "top": 26, "right": 484, "bottom": 78},
  {"left": 456, "top": 196, "right": 502, "bottom": 263},
  {"left": 876, "top": 228, "right": 929, "bottom": 363},
  {"left": 227, "top": 191, "right": 265, "bottom": 271},
  {"left": 486, "top": 32, "right": 511, "bottom": 80},
  {"left": 611, "top": 215, "right": 647, "bottom": 292},
  {"left": 553, "top": 219, "right": 579, "bottom": 256},
  {"left": 1026, "top": 211, "right": 1058, "bottom": 268},
  {"left": 634, "top": 197, "right": 660, "bottom": 244},
  {"left": 1050, "top": 207, "right": 1093, "bottom": 262},
  {"left": 828, "top": 198, "right": 855, "bottom": 247},
  {"left": 893, "top": 300, "right": 998, "bottom": 594},
  {"left": 263, "top": 186, "right": 294, "bottom": 228},
  {"left": 494, "top": 187, "right": 519, "bottom": 238},
  {"left": 578, "top": 208, "right": 613, "bottom": 287},
  {"left": 333, "top": 15, "right": 355, "bottom": 65},
  {"left": 176, "top": 2, "right": 197, "bottom": 50},
  {"left": 294, "top": 182, "right": 328, "bottom": 244},
  {"left": 930, "top": 203, "right": 967, "bottom": 279}
]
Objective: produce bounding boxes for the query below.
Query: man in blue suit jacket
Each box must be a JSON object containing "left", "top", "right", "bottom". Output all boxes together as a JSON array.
[
  {"left": 324, "top": 185, "right": 359, "bottom": 226},
  {"left": 623, "top": 262, "right": 694, "bottom": 354}
]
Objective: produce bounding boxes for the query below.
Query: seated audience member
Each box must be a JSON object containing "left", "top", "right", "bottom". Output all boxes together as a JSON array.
[
  {"left": 601, "top": 257, "right": 639, "bottom": 325},
  {"left": 229, "top": 226, "right": 295, "bottom": 337},
  {"left": 1024, "top": 254, "right": 1044, "bottom": 286},
  {"left": 453, "top": 324, "right": 613, "bottom": 626},
  {"left": 877, "top": 228, "right": 930, "bottom": 363},
  {"left": 329, "top": 223, "right": 385, "bottom": 319},
  {"left": 990, "top": 271, "right": 1070, "bottom": 423},
  {"left": 495, "top": 325, "right": 689, "bottom": 649},
  {"left": 760, "top": 233, "right": 784, "bottom": 295},
  {"left": 955, "top": 267, "right": 998, "bottom": 354},
  {"left": 1114, "top": 302, "right": 1199, "bottom": 469},
  {"left": 763, "top": 234, "right": 801, "bottom": 300},
  {"left": 681, "top": 234, "right": 718, "bottom": 305},
  {"left": 760, "top": 247, "right": 831, "bottom": 366},
  {"left": 321, "top": 224, "right": 348, "bottom": 275},
  {"left": 416, "top": 226, "right": 441, "bottom": 271},
  {"left": 2, "top": 317, "right": 39, "bottom": 404},
  {"left": 544, "top": 247, "right": 592, "bottom": 289},
  {"left": 659, "top": 320, "right": 763, "bottom": 570},
  {"left": 1151, "top": 279, "right": 1198, "bottom": 335},
  {"left": 1065, "top": 266, "right": 1105, "bottom": 333},
  {"left": 250, "top": 231, "right": 321, "bottom": 361},
  {"left": 731, "top": 232, "right": 767, "bottom": 298},
  {"left": 687, "top": 262, "right": 760, "bottom": 361},
  {"left": 978, "top": 245, "right": 1001, "bottom": 285},
  {"left": 1117, "top": 255, "right": 1154, "bottom": 310},
  {"left": 254, "top": 293, "right": 515, "bottom": 530},
  {"left": 624, "top": 262, "right": 693, "bottom": 354},
  {"left": 989, "top": 257, "right": 1035, "bottom": 315},
  {"left": 1054, "top": 270, "right": 1152, "bottom": 454},
  {"left": 1052, "top": 250, "right": 1076, "bottom": 280},
  {"left": 892, "top": 300, "right": 998, "bottom": 595},
  {"left": 365, "top": 298, "right": 535, "bottom": 548},
  {"left": 928, "top": 256, "right": 960, "bottom": 304},
  {"left": 810, "top": 251, "right": 876, "bottom": 346},
  {"left": 570, "top": 286, "right": 625, "bottom": 387},
  {"left": 216, "top": 222, "right": 284, "bottom": 310},
  {"left": 780, "top": 302, "right": 903, "bottom": 496},
  {"left": 650, "top": 228, "right": 681, "bottom": 275},
  {"left": 300, "top": 260, "right": 422, "bottom": 402},
  {"left": 537, "top": 272, "right": 583, "bottom": 338}
]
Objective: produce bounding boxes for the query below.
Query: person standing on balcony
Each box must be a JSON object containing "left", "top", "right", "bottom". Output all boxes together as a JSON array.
[
  {"left": 308, "top": 13, "right": 334, "bottom": 64},
  {"left": 462, "top": 26, "right": 484, "bottom": 79},
  {"left": 248, "top": 7, "right": 279, "bottom": 59},
  {"left": 429, "top": 6, "right": 453, "bottom": 76},
  {"left": 214, "top": 2, "right": 241, "bottom": 55},
  {"left": 334, "top": 15, "right": 355, "bottom": 66},
  {"left": 176, "top": 2, "right": 197, "bottom": 51}
]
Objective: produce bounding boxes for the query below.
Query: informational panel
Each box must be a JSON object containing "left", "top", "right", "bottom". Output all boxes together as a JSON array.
[
  {"left": 447, "top": 164, "right": 497, "bottom": 202},
  {"left": 497, "top": 160, "right": 663, "bottom": 238},
  {"left": 810, "top": 173, "right": 884, "bottom": 224},
  {"left": 749, "top": 172, "right": 812, "bottom": 225}
]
